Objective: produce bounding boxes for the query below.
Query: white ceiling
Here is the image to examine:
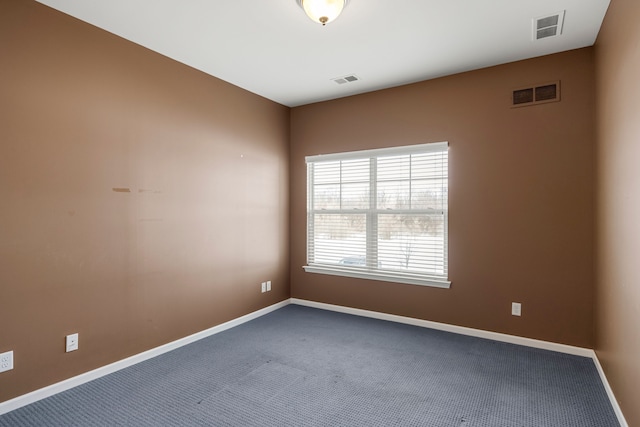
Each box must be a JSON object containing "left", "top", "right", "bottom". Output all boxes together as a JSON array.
[{"left": 36, "top": 0, "right": 610, "bottom": 107}]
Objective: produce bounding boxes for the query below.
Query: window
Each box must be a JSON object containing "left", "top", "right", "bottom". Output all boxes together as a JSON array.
[{"left": 304, "top": 142, "right": 450, "bottom": 288}]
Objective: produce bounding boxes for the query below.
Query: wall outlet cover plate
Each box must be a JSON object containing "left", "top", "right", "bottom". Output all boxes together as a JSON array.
[
  {"left": 66, "top": 333, "right": 79, "bottom": 352},
  {"left": 0, "top": 351, "right": 14, "bottom": 373},
  {"left": 512, "top": 302, "right": 522, "bottom": 316}
]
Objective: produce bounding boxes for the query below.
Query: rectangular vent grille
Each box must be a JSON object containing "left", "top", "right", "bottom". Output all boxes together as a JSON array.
[
  {"left": 535, "top": 84, "right": 557, "bottom": 101},
  {"left": 511, "top": 81, "right": 560, "bottom": 108},
  {"left": 332, "top": 74, "right": 360, "bottom": 85},
  {"left": 534, "top": 11, "right": 565, "bottom": 40},
  {"left": 513, "top": 88, "right": 534, "bottom": 105}
]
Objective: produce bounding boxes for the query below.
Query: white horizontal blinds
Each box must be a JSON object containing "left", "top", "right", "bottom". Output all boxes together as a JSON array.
[
  {"left": 308, "top": 159, "right": 370, "bottom": 266},
  {"left": 376, "top": 151, "right": 448, "bottom": 278},
  {"left": 307, "top": 142, "right": 448, "bottom": 283}
]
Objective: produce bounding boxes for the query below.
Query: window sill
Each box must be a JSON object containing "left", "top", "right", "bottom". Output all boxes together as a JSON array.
[{"left": 303, "top": 265, "right": 451, "bottom": 289}]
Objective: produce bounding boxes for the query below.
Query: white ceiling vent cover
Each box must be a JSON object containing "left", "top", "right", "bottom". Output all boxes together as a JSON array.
[
  {"left": 332, "top": 75, "right": 360, "bottom": 85},
  {"left": 534, "top": 11, "right": 565, "bottom": 40}
]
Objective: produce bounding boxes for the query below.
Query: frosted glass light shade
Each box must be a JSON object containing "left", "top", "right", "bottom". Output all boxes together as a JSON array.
[{"left": 299, "top": 0, "right": 346, "bottom": 25}]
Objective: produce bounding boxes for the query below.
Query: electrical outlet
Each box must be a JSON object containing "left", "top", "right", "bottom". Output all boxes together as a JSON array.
[
  {"left": 261, "top": 282, "right": 266, "bottom": 293},
  {"left": 0, "top": 351, "right": 14, "bottom": 373},
  {"left": 512, "top": 302, "right": 522, "bottom": 316},
  {"left": 266, "top": 280, "right": 271, "bottom": 291},
  {"left": 66, "top": 333, "right": 79, "bottom": 352}
]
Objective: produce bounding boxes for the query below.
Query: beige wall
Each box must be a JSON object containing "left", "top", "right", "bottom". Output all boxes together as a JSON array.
[
  {"left": 595, "top": 0, "right": 640, "bottom": 424},
  {"left": 0, "top": 1, "right": 289, "bottom": 402},
  {"left": 291, "top": 49, "right": 597, "bottom": 348}
]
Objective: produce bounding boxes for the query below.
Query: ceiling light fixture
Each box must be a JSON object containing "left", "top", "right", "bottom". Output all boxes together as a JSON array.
[{"left": 296, "top": 0, "right": 349, "bottom": 26}]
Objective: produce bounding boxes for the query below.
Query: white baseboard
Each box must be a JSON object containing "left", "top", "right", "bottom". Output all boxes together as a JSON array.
[
  {"left": 291, "top": 298, "right": 592, "bottom": 356},
  {"left": 291, "top": 298, "right": 628, "bottom": 427},
  {"left": 592, "top": 351, "right": 629, "bottom": 427},
  {"left": 0, "top": 299, "right": 290, "bottom": 416}
]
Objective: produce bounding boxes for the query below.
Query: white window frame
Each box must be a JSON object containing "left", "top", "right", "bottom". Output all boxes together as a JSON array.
[{"left": 304, "top": 142, "right": 450, "bottom": 289}]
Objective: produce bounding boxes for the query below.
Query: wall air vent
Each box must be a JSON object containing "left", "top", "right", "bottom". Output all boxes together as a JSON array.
[
  {"left": 511, "top": 81, "right": 560, "bottom": 108},
  {"left": 534, "top": 11, "right": 565, "bottom": 40},
  {"left": 332, "top": 74, "right": 360, "bottom": 85}
]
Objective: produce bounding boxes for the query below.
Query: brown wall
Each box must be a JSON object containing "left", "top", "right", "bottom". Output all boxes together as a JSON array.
[
  {"left": 595, "top": 0, "right": 640, "bottom": 424},
  {"left": 0, "top": 1, "right": 289, "bottom": 402},
  {"left": 291, "top": 49, "right": 597, "bottom": 348}
]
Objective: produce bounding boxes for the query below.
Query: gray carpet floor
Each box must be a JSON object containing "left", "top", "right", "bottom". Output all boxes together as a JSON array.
[{"left": 0, "top": 304, "right": 620, "bottom": 426}]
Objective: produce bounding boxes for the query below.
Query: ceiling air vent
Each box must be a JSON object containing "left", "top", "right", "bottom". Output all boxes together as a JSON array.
[
  {"left": 332, "top": 74, "right": 360, "bottom": 85},
  {"left": 511, "top": 81, "right": 560, "bottom": 108},
  {"left": 534, "top": 11, "right": 565, "bottom": 40}
]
